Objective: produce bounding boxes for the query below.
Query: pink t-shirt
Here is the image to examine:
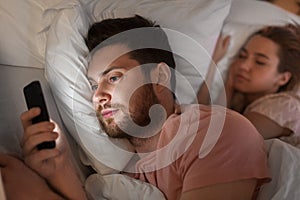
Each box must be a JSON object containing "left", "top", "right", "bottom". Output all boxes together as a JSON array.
[
  {"left": 132, "top": 104, "right": 270, "bottom": 200},
  {"left": 244, "top": 92, "right": 300, "bottom": 148}
]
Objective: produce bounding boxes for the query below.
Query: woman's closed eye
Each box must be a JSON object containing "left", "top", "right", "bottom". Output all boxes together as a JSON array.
[
  {"left": 236, "top": 47, "right": 248, "bottom": 59},
  {"left": 237, "top": 52, "right": 247, "bottom": 60},
  {"left": 255, "top": 60, "right": 266, "bottom": 66}
]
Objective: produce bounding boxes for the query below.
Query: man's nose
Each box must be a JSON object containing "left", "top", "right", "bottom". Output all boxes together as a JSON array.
[{"left": 93, "top": 82, "right": 111, "bottom": 106}]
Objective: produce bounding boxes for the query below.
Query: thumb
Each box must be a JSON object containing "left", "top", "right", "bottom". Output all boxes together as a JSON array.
[{"left": 223, "top": 35, "right": 231, "bottom": 48}]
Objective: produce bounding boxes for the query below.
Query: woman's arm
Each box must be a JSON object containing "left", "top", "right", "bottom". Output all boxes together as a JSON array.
[
  {"left": 244, "top": 111, "right": 292, "bottom": 139},
  {"left": 215, "top": 65, "right": 236, "bottom": 108},
  {"left": 197, "top": 35, "right": 231, "bottom": 105}
]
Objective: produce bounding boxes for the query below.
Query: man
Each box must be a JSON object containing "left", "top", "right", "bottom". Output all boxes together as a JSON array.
[
  {"left": 3, "top": 15, "right": 270, "bottom": 199},
  {"left": 86, "top": 15, "right": 270, "bottom": 199}
]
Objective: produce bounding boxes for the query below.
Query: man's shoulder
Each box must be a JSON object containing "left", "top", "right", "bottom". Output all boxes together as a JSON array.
[
  {"left": 169, "top": 103, "right": 260, "bottom": 141},
  {"left": 180, "top": 104, "right": 246, "bottom": 123},
  {"left": 183, "top": 104, "right": 263, "bottom": 148},
  {"left": 171, "top": 104, "right": 258, "bottom": 145}
]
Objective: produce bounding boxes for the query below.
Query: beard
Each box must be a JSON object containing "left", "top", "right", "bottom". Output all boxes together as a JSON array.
[{"left": 96, "top": 84, "right": 165, "bottom": 142}]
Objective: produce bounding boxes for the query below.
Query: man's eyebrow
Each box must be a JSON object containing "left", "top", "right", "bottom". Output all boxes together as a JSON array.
[
  {"left": 88, "top": 66, "right": 126, "bottom": 82},
  {"left": 102, "top": 66, "right": 125, "bottom": 76}
]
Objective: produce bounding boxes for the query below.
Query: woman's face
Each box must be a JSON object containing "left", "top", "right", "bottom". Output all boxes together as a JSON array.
[{"left": 230, "top": 35, "right": 289, "bottom": 98}]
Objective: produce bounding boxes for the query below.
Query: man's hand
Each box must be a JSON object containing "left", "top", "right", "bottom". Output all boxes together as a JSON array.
[
  {"left": 0, "top": 154, "right": 64, "bottom": 200},
  {"left": 20, "top": 108, "right": 66, "bottom": 179},
  {"left": 20, "top": 108, "right": 87, "bottom": 200}
]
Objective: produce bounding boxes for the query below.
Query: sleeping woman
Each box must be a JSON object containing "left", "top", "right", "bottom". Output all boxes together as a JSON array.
[{"left": 197, "top": 23, "right": 300, "bottom": 147}]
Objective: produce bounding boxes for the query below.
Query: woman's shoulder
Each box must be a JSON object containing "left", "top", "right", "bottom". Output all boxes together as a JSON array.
[
  {"left": 246, "top": 91, "right": 300, "bottom": 112},
  {"left": 245, "top": 91, "right": 300, "bottom": 136}
]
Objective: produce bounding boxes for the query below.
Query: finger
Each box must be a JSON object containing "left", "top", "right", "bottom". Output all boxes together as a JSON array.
[
  {"left": 24, "top": 121, "right": 55, "bottom": 137},
  {"left": 21, "top": 121, "right": 55, "bottom": 146},
  {"left": 216, "top": 34, "right": 223, "bottom": 44},
  {"left": 24, "top": 148, "right": 60, "bottom": 169},
  {"left": 22, "top": 131, "right": 59, "bottom": 156},
  {"left": 222, "top": 35, "right": 231, "bottom": 49},
  {"left": 214, "top": 34, "right": 225, "bottom": 50},
  {"left": 20, "top": 108, "right": 41, "bottom": 129}
]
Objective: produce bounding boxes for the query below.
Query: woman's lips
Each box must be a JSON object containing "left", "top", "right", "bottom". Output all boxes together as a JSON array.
[{"left": 235, "top": 74, "right": 249, "bottom": 82}]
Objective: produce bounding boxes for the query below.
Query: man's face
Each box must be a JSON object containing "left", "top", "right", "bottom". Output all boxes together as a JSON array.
[{"left": 87, "top": 44, "right": 161, "bottom": 139}]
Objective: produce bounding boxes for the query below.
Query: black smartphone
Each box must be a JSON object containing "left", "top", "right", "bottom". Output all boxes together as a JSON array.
[{"left": 23, "top": 80, "right": 56, "bottom": 150}]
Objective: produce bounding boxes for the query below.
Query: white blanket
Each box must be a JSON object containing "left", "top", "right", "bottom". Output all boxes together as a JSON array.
[{"left": 257, "top": 139, "right": 300, "bottom": 200}]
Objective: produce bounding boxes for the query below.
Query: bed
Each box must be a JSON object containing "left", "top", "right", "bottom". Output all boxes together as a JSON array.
[{"left": 0, "top": 0, "right": 300, "bottom": 199}]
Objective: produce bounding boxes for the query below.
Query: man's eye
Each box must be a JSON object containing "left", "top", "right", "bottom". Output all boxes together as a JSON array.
[
  {"left": 91, "top": 84, "right": 98, "bottom": 91},
  {"left": 109, "top": 76, "right": 120, "bottom": 83}
]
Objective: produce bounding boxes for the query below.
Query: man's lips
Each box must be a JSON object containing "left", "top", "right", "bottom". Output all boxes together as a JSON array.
[{"left": 101, "top": 108, "right": 119, "bottom": 118}]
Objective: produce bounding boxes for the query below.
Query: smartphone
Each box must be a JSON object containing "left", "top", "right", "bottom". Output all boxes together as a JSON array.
[{"left": 23, "top": 81, "right": 56, "bottom": 150}]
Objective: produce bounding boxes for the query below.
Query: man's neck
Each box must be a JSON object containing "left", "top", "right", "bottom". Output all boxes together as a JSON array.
[
  {"left": 129, "top": 133, "right": 161, "bottom": 153},
  {"left": 129, "top": 103, "right": 180, "bottom": 153}
]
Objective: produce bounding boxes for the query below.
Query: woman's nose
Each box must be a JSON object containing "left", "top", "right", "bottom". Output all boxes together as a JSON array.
[{"left": 238, "top": 59, "right": 252, "bottom": 71}]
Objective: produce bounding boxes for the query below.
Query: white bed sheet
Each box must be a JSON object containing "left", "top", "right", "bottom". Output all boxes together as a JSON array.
[{"left": 258, "top": 139, "right": 300, "bottom": 200}]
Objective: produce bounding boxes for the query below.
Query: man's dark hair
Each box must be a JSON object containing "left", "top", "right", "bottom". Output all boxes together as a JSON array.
[{"left": 85, "top": 15, "right": 176, "bottom": 93}]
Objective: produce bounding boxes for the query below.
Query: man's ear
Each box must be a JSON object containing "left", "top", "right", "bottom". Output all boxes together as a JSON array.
[
  {"left": 277, "top": 71, "right": 292, "bottom": 86},
  {"left": 151, "top": 62, "right": 171, "bottom": 93}
]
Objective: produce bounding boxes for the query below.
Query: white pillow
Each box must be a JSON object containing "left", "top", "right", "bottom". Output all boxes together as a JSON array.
[
  {"left": 45, "top": 0, "right": 231, "bottom": 174},
  {"left": 85, "top": 174, "right": 165, "bottom": 200},
  {"left": 212, "top": 0, "right": 300, "bottom": 101},
  {"left": 0, "top": 0, "right": 77, "bottom": 68},
  {"left": 83, "top": 0, "right": 231, "bottom": 103}
]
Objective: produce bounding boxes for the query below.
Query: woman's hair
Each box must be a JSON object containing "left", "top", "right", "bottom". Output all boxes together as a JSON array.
[{"left": 251, "top": 23, "right": 300, "bottom": 92}]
